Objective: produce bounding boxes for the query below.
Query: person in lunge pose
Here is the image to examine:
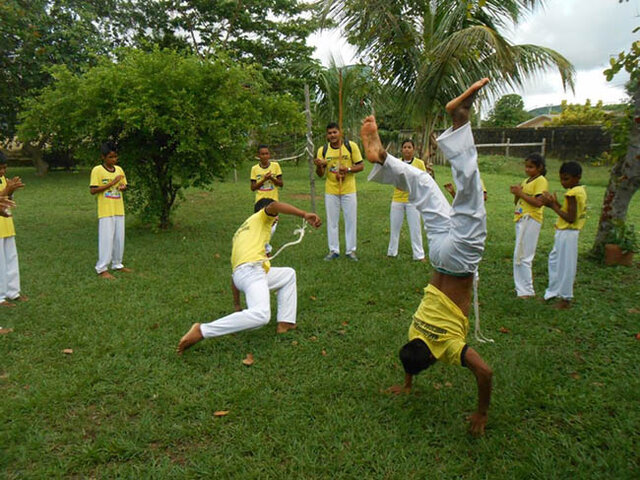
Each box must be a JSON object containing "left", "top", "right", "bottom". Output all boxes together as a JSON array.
[
  {"left": 177, "top": 198, "right": 321, "bottom": 354},
  {"left": 362, "top": 79, "right": 493, "bottom": 436}
]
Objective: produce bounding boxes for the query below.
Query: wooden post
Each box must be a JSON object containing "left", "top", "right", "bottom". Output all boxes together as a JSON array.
[
  {"left": 304, "top": 84, "right": 317, "bottom": 213},
  {"left": 541, "top": 137, "right": 546, "bottom": 157},
  {"left": 505, "top": 138, "right": 510, "bottom": 157}
]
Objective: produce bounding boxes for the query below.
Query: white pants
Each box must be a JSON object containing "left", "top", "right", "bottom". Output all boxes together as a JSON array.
[
  {"left": 544, "top": 229, "right": 579, "bottom": 301},
  {"left": 388, "top": 201, "right": 425, "bottom": 260},
  {"left": 200, "top": 263, "right": 297, "bottom": 338},
  {"left": 96, "top": 215, "right": 125, "bottom": 274},
  {"left": 325, "top": 193, "right": 357, "bottom": 254},
  {"left": 513, "top": 216, "right": 542, "bottom": 296},
  {"left": 0, "top": 236, "right": 21, "bottom": 301},
  {"left": 369, "top": 122, "right": 486, "bottom": 274}
]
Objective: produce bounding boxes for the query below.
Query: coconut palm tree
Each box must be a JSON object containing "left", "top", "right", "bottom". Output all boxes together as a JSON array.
[{"left": 318, "top": 0, "right": 575, "bottom": 153}]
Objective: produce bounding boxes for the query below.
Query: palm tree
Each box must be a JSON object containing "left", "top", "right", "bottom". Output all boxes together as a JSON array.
[{"left": 318, "top": 0, "right": 575, "bottom": 155}]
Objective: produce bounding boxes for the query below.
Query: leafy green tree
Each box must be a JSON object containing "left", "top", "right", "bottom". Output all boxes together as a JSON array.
[
  {"left": 592, "top": 34, "right": 640, "bottom": 255},
  {"left": 545, "top": 99, "right": 608, "bottom": 126},
  {"left": 484, "top": 94, "right": 531, "bottom": 127},
  {"left": 318, "top": 0, "right": 575, "bottom": 147},
  {"left": 18, "top": 48, "right": 303, "bottom": 229}
]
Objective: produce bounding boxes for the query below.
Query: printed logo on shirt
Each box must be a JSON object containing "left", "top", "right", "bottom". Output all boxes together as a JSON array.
[{"left": 413, "top": 317, "right": 448, "bottom": 341}]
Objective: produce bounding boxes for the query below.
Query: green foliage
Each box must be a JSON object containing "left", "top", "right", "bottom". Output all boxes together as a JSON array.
[
  {"left": 604, "top": 37, "right": 640, "bottom": 84},
  {"left": 600, "top": 104, "right": 632, "bottom": 165},
  {"left": 606, "top": 219, "right": 639, "bottom": 253},
  {"left": 546, "top": 99, "right": 609, "bottom": 126},
  {"left": 484, "top": 94, "right": 532, "bottom": 127},
  {"left": 18, "top": 48, "right": 303, "bottom": 228}
]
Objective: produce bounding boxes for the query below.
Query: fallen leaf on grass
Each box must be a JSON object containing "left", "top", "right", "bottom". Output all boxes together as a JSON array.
[
  {"left": 433, "top": 382, "right": 442, "bottom": 390},
  {"left": 499, "top": 327, "right": 511, "bottom": 334},
  {"left": 635, "top": 333, "right": 640, "bottom": 340},
  {"left": 213, "top": 253, "right": 221, "bottom": 259},
  {"left": 150, "top": 323, "right": 159, "bottom": 330},
  {"left": 341, "top": 321, "right": 348, "bottom": 327},
  {"left": 591, "top": 382, "right": 604, "bottom": 387},
  {"left": 0, "top": 328, "right": 14, "bottom": 335},
  {"left": 242, "top": 353, "right": 254, "bottom": 366},
  {"left": 337, "top": 329, "right": 346, "bottom": 336},
  {"left": 627, "top": 308, "right": 640, "bottom": 314},
  {"left": 444, "top": 382, "right": 452, "bottom": 388},
  {"left": 310, "top": 336, "right": 317, "bottom": 342},
  {"left": 291, "top": 340, "right": 299, "bottom": 346},
  {"left": 310, "top": 295, "right": 317, "bottom": 301},
  {"left": 569, "top": 372, "right": 580, "bottom": 380},
  {"left": 321, "top": 349, "right": 327, "bottom": 356},
  {"left": 0, "top": 373, "right": 8, "bottom": 380},
  {"left": 213, "top": 411, "right": 229, "bottom": 417},
  {"left": 62, "top": 349, "right": 73, "bottom": 355}
]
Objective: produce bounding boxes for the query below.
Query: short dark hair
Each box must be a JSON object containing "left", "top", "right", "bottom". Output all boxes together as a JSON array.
[
  {"left": 399, "top": 338, "right": 436, "bottom": 374},
  {"left": 257, "top": 144, "right": 269, "bottom": 152},
  {"left": 0, "top": 150, "right": 7, "bottom": 165},
  {"left": 560, "top": 161, "right": 582, "bottom": 178},
  {"left": 401, "top": 139, "right": 415, "bottom": 148},
  {"left": 254, "top": 197, "right": 276, "bottom": 213},
  {"left": 326, "top": 122, "right": 340, "bottom": 131},
  {"left": 100, "top": 141, "right": 117, "bottom": 157},
  {"left": 525, "top": 152, "right": 547, "bottom": 176}
]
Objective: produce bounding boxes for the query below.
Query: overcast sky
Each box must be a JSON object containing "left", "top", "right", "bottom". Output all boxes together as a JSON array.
[{"left": 308, "top": 0, "right": 639, "bottom": 112}]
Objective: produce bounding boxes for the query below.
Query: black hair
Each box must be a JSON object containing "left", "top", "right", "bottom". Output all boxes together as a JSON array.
[
  {"left": 525, "top": 152, "right": 547, "bottom": 176},
  {"left": 257, "top": 144, "right": 269, "bottom": 152},
  {"left": 0, "top": 150, "right": 7, "bottom": 165},
  {"left": 560, "top": 161, "right": 582, "bottom": 178},
  {"left": 100, "top": 141, "right": 117, "bottom": 157},
  {"left": 401, "top": 139, "right": 415, "bottom": 148},
  {"left": 254, "top": 197, "right": 276, "bottom": 213},
  {"left": 399, "top": 338, "right": 437, "bottom": 375},
  {"left": 326, "top": 122, "right": 340, "bottom": 131}
]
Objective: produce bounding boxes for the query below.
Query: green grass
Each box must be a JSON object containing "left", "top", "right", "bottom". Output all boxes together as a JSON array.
[{"left": 1, "top": 155, "right": 639, "bottom": 479}]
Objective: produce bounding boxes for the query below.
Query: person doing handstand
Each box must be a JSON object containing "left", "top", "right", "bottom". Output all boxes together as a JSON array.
[{"left": 362, "top": 79, "right": 493, "bottom": 436}]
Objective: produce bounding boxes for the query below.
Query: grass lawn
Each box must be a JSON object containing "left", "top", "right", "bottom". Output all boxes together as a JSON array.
[{"left": 1, "top": 154, "right": 639, "bottom": 479}]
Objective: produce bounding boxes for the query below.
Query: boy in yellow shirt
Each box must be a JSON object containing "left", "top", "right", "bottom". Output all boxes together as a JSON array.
[
  {"left": 89, "top": 142, "right": 131, "bottom": 279},
  {"left": 363, "top": 79, "right": 493, "bottom": 436},
  {"left": 177, "top": 198, "right": 321, "bottom": 354},
  {"left": 0, "top": 152, "right": 26, "bottom": 307},
  {"left": 250, "top": 145, "right": 283, "bottom": 203},
  {"left": 541, "top": 161, "right": 587, "bottom": 309}
]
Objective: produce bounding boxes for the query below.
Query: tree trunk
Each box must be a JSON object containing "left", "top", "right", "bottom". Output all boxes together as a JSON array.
[{"left": 592, "top": 85, "right": 640, "bottom": 255}]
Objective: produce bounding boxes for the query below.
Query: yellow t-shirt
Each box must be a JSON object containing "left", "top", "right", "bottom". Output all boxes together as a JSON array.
[
  {"left": 392, "top": 158, "right": 427, "bottom": 203},
  {"left": 317, "top": 141, "right": 363, "bottom": 195},
  {"left": 90, "top": 165, "right": 127, "bottom": 218},
  {"left": 231, "top": 209, "right": 278, "bottom": 272},
  {"left": 408, "top": 284, "right": 469, "bottom": 366},
  {"left": 556, "top": 185, "right": 587, "bottom": 230},
  {"left": 0, "top": 176, "right": 16, "bottom": 238},
  {"left": 251, "top": 162, "right": 282, "bottom": 202},
  {"left": 514, "top": 175, "right": 548, "bottom": 223}
]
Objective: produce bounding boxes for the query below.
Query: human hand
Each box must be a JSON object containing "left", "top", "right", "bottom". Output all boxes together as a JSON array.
[
  {"left": 444, "top": 183, "right": 455, "bottom": 197},
  {"left": 540, "top": 191, "right": 556, "bottom": 206},
  {"left": 6, "top": 177, "right": 25, "bottom": 194},
  {"left": 111, "top": 174, "right": 124, "bottom": 186},
  {"left": 304, "top": 212, "right": 322, "bottom": 228},
  {"left": 510, "top": 185, "right": 522, "bottom": 195},
  {"left": 384, "top": 384, "right": 410, "bottom": 395},
  {"left": 264, "top": 171, "right": 272, "bottom": 180},
  {"left": 0, "top": 196, "right": 16, "bottom": 211},
  {"left": 338, "top": 165, "right": 349, "bottom": 174},
  {"left": 117, "top": 184, "right": 127, "bottom": 191},
  {"left": 467, "top": 411, "right": 488, "bottom": 437},
  {"left": 313, "top": 158, "right": 327, "bottom": 167}
]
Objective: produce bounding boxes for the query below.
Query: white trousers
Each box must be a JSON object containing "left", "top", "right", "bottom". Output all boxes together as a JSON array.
[
  {"left": 96, "top": 215, "right": 125, "bottom": 274},
  {"left": 0, "top": 236, "right": 21, "bottom": 301},
  {"left": 369, "top": 122, "right": 486, "bottom": 274},
  {"left": 325, "top": 193, "right": 357, "bottom": 254},
  {"left": 513, "top": 216, "right": 542, "bottom": 296},
  {"left": 200, "top": 263, "right": 297, "bottom": 338},
  {"left": 388, "top": 201, "right": 425, "bottom": 260},
  {"left": 544, "top": 229, "right": 579, "bottom": 301}
]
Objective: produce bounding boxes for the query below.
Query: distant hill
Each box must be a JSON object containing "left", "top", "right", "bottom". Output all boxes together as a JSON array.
[{"left": 527, "top": 103, "right": 628, "bottom": 117}]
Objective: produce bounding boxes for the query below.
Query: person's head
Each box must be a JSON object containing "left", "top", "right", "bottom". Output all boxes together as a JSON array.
[
  {"left": 524, "top": 152, "right": 546, "bottom": 178},
  {"left": 0, "top": 151, "right": 7, "bottom": 177},
  {"left": 254, "top": 197, "right": 276, "bottom": 213},
  {"left": 559, "top": 161, "right": 582, "bottom": 189},
  {"left": 399, "top": 338, "right": 436, "bottom": 375},
  {"left": 401, "top": 139, "right": 415, "bottom": 161},
  {"left": 257, "top": 144, "right": 271, "bottom": 164},
  {"left": 100, "top": 141, "right": 118, "bottom": 167},
  {"left": 326, "top": 122, "right": 341, "bottom": 147}
]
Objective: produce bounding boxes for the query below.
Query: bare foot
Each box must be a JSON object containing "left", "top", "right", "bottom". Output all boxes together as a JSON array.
[
  {"left": 517, "top": 295, "right": 535, "bottom": 300},
  {"left": 0, "top": 301, "right": 16, "bottom": 308},
  {"left": 445, "top": 78, "right": 489, "bottom": 130},
  {"left": 98, "top": 271, "right": 116, "bottom": 280},
  {"left": 115, "top": 267, "right": 133, "bottom": 273},
  {"left": 11, "top": 295, "right": 28, "bottom": 302},
  {"left": 360, "top": 116, "right": 387, "bottom": 164},
  {"left": 276, "top": 322, "right": 297, "bottom": 334},
  {"left": 552, "top": 299, "right": 571, "bottom": 310},
  {"left": 385, "top": 384, "right": 410, "bottom": 395},
  {"left": 177, "top": 323, "right": 203, "bottom": 354}
]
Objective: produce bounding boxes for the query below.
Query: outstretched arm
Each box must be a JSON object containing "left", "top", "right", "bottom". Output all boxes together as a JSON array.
[
  {"left": 265, "top": 201, "right": 322, "bottom": 228},
  {"left": 464, "top": 347, "right": 493, "bottom": 437}
]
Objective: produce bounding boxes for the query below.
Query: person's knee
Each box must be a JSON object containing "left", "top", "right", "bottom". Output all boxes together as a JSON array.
[{"left": 247, "top": 306, "right": 271, "bottom": 326}]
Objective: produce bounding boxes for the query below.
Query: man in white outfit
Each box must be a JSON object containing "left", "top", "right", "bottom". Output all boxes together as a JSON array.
[
  {"left": 177, "top": 198, "right": 321, "bottom": 354},
  {"left": 364, "top": 79, "right": 493, "bottom": 436}
]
